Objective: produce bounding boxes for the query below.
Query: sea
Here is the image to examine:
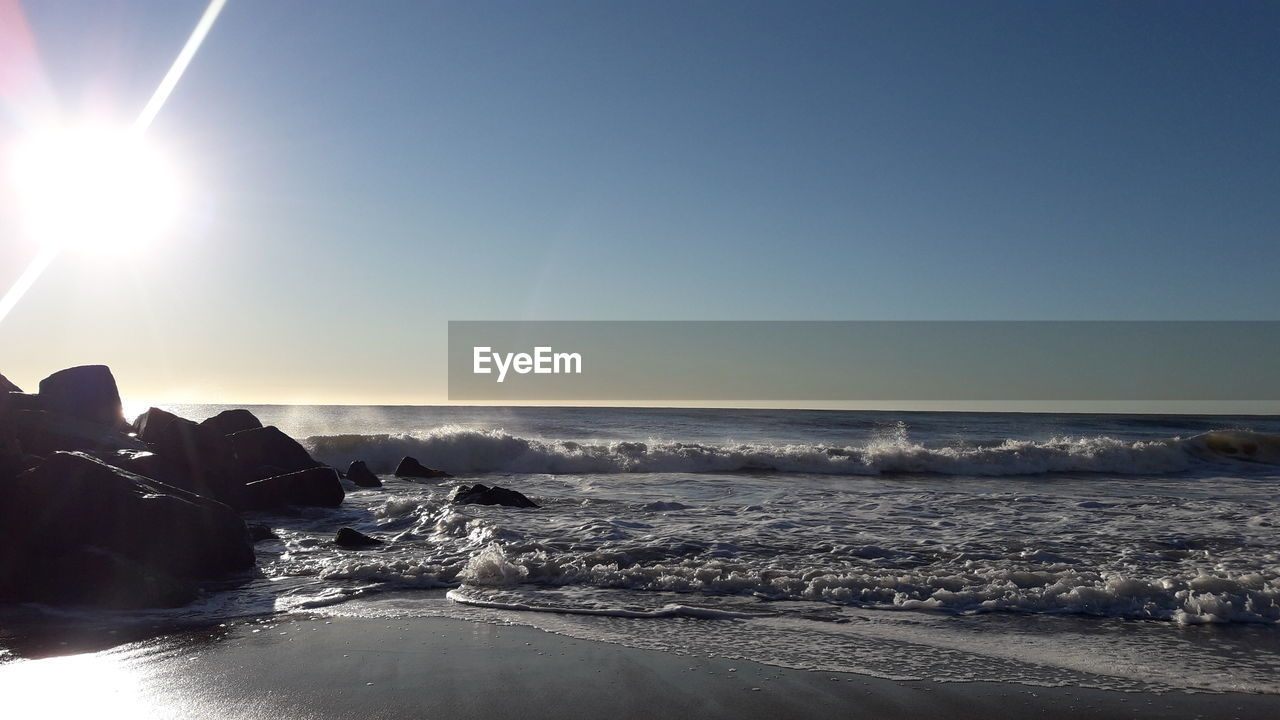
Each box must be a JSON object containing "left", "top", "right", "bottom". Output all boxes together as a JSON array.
[{"left": 12, "top": 406, "right": 1280, "bottom": 693}]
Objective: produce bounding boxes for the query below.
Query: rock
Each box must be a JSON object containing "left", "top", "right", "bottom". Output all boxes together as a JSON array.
[
  {"left": 346, "top": 460, "right": 381, "bottom": 488},
  {"left": 0, "top": 436, "right": 29, "bottom": 482},
  {"left": 394, "top": 456, "right": 452, "bottom": 479},
  {"left": 334, "top": 527, "right": 382, "bottom": 547},
  {"left": 0, "top": 373, "right": 20, "bottom": 393},
  {"left": 247, "top": 524, "right": 278, "bottom": 542},
  {"left": 37, "top": 365, "right": 127, "bottom": 428},
  {"left": 243, "top": 467, "right": 345, "bottom": 510},
  {"left": 0, "top": 391, "right": 48, "bottom": 416},
  {"left": 21, "top": 546, "right": 198, "bottom": 609},
  {"left": 0, "top": 451, "right": 254, "bottom": 607},
  {"left": 10, "top": 409, "right": 147, "bottom": 456},
  {"left": 451, "top": 483, "right": 538, "bottom": 508},
  {"left": 246, "top": 464, "right": 286, "bottom": 481},
  {"left": 97, "top": 449, "right": 184, "bottom": 485},
  {"left": 229, "top": 426, "right": 319, "bottom": 478},
  {"left": 132, "top": 406, "right": 184, "bottom": 441},
  {"left": 132, "top": 408, "right": 247, "bottom": 507},
  {"left": 1, "top": 395, "right": 44, "bottom": 452},
  {"left": 199, "top": 408, "right": 262, "bottom": 437}
]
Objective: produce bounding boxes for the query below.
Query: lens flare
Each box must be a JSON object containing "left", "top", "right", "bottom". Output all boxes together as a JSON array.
[
  {"left": 0, "top": 0, "right": 227, "bottom": 326},
  {"left": 9, "top": 124, "right": 183, "bottom": 254}
]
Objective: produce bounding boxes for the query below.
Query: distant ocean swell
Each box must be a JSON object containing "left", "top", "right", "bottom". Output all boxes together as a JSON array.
[{"left": 305, "top": 428, "right": 1280, "bottom": 477}]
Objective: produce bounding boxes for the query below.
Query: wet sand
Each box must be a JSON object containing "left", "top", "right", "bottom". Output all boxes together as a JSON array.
[{"left": 1, "top": 615, "right": 1277, "bottom": 719}]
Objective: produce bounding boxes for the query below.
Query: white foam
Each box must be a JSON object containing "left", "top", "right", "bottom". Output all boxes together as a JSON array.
[{"left": 306, "top": 428, "right": 1280, "bottom": 477}]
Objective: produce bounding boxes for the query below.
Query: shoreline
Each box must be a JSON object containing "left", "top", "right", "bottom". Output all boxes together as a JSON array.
[{"left": 2, "top": 614, "right": 1277, "bottom": 719}]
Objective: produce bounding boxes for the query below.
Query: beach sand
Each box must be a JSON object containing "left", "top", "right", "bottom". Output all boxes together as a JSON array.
[{"left": 2, "top": 615, "right": 1277, "bottom": 719}]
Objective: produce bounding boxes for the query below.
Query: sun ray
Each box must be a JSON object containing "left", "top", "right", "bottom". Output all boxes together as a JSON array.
[
  {"left": 0, "top": 0, "right": 229, "bottom": 327},
  {"left": 134, "top": 0, "right": 229, "bottom": 133},
  {"left": 0, "top": 246, "right": 56, "bottom": 325}
]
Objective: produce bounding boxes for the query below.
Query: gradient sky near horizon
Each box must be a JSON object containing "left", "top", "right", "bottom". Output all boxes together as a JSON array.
[{"left": 1, "top": 0, "right": 1278, "bottom": 406}]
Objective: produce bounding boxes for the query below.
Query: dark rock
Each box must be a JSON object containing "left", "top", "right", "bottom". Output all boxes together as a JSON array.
[
  {"left": 0, "top": 391, "right": 48, "bottom": 416},
  {"left": 21, "top": 546, "right": 198, "bottom": 609},
  {"left": 132, "top": 407, "right": 247, "bottom": 507},
  {"left": 452, "top": 483, "right": 538, "bottom": 508},
  {"left": 37, "top": 365, "right": 127, "bottom": 429},
  {"left": 229, "top": 426, "right": 319, "bottom": 477},
  {"left": 246, "top": 464, "right": 286, "bottom": 481},
  {"left": 0, "top": 451, "right": 254, "bottom": 607},
  {"left": 10, "top": 409, "right": 147, "bottom": 456},
  {"left": 199, "top": 408, "right": 262, "bottom": 437},
  {"left": 247, "top": 524, "right": 278, "bottom": 542},
  {"left": 0, "top": 373, "right": 20, "bottom": 393},
  {"left": 97, "top": 449, "right": 184, "bottom": 485},
  {"left": 394, "top": 456, "right": 452, "bottom": 479},
  {"left": 346, "top": 460, "right": 381, "bottom": 488},
  {"left": 243, "top": 466, "right": 345, "bottom": 510},
  {"left": 0, "top": 436, "right": 28, "bottom": 482},
  {"left": 132, "top": 406, "right": 188, "bottom": 442},
  {"left": 334, "top": 527, "right": 382, "bottom": 547}
]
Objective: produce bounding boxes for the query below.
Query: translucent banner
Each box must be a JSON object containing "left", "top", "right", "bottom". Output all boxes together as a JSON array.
[{"left": 447, "top": 321, "right": 1280, "bottom": 402}]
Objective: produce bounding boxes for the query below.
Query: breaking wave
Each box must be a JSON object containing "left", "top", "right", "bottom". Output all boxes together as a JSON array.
[{"left": 305, "top": 428, "right": 1280, "bottom": 477}]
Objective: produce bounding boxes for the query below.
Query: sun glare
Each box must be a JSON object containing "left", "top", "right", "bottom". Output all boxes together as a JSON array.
[{"left": 8, "top": 124, "right": 183, "bottom": 254}]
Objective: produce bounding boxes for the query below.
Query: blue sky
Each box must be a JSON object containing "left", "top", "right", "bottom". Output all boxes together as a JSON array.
[{"left": 1, "top": 0, "right": 1277, "bottom": 404}]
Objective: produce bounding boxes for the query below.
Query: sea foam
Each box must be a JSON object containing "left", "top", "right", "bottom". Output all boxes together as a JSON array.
[{"left": 306, "top": 428, "right": 1280, "bottom": 477}]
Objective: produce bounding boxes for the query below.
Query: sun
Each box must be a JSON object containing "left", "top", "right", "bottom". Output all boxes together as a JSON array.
[{"left": 7, "top": 123, "right": 184, "bottom": 255}]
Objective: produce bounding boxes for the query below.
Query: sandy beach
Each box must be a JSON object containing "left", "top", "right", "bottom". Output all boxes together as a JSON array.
[{"left": 2, "top": 614, "right": 1277, "bottom": 720}]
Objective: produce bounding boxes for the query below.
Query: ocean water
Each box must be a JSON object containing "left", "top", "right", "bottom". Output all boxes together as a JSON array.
[{"left": 19, "top": 407, "right": 1280, "bottom": 692}]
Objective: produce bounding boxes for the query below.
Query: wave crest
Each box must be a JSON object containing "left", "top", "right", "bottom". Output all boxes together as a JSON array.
[{"left": 304, "top": 428, "right": 1280, "bottom": 477}]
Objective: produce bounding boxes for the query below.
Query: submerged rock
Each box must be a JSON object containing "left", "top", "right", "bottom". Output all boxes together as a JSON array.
[
  {"left": 229, "top": 425, "right": 320, "bottom": 479},
  {"left": 346, "top": 460, "right": 381, "bottom": 488},
  {"left": 0, "top": 451, "right": 254, "bottom": 608},
  {"left": 452, "top": 483, "right": 538, "bottom": 508},
  {"left": 335, "top": 527, "right": 382, "bottom": 547},
  {"left": 37, "top": 365, "right": 127, "bottom": 429},
  {"left": 394, "top": 456, "right": 452, "bottom": 479},
  {"left": 199, "top": 408, "right": 263, "bottom": 437},
  {"left": 244, "top": 466, "right": 345, "bottom": 510}
]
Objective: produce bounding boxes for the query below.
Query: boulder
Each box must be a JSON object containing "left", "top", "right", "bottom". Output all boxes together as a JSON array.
[
  {"left": 199, "top": 408, "right": 263, "bottom": 437},
  {"left": 132, "top": 406, "right": 187, "bottom": 441},
  {"left": 37, "top": 365, "right": 127, "bottom": 429},
  {"left": 246, "top": 464, "right": 287, "bottom": 481},
  {"left": 394, "top": 456, "right": 452, "bottom": 479},
  {"left": 229, "top": 426, "right": 319, "bottom": 478},
  {"left": 96, "top": 449, "right": 184, "bottom": 485},
  {"left": 243, "top": 466, "right": 345, "bottom": 510},
  {"left": 19, "top": 546, "right": 199, "bottom": 609},
  {"left": 334, "top": 527, "right": 382, "bottom": 547},
  {"left": 247, "top": 524, "right": 279, "bottom": 542},
  {"left": 452, "top": 483, "right": 538, "bottom": 508},
  {"left": 346, "top": 460, "right": 381, "bottom": 488},
  {"left": 0, "top": 451, "right": 255, "bottom": 607},
  {"left": 0, "top": 436, "right": 28, "bottom": 482},
  {"left": 10, "top": 409, "right": 147, "bottom": 456},
  {"left": 0, "top": 391, "right": 48, "bottom": 416},
  {"left": 0, "top": 373, "right": 20, "bottom": 393},
  {"left": 132, "top": 407, "right": 247, "bottom": 507}
]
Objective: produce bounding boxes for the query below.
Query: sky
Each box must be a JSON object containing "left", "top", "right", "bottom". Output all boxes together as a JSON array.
[{"left": 1, "top": 0, "right": 1278, "bottom": 406}]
